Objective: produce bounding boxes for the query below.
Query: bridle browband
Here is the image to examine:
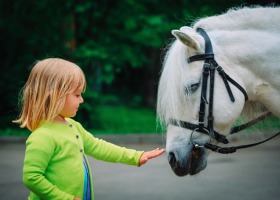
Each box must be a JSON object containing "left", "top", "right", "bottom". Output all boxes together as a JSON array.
[{"left": 169, "top": 28, "right": 280, "bottom": 154}]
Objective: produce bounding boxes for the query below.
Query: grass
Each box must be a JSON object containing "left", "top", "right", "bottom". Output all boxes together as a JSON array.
[
  {"left": 0, "top": 128, "right": 31, "bottom": 137},
  {"left": 2, "top": 107, "right": 278, "bottom": 137},
  {"left": 90, "top": 105, "right": 159, "bottom": 134},
  {"left": 234, "top": 115, "right": 280, "bottom": 131},
  {"left": 0, "top": 106, "right": 159, "bottom": 136}
]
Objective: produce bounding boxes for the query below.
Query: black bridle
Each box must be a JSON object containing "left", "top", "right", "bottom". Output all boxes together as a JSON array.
[{"left": 169, "top": 28, "right": 280, "bottom": 154}]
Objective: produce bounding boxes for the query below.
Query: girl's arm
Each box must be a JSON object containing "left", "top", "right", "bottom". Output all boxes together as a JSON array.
[
  {"left": 84, "top": 135, "right": 145, "bottom": 166},
  {"left": 76, "top": 121, "right": 165, "bottom": 166}
]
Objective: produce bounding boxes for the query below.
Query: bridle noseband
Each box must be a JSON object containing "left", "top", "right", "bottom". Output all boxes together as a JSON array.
[{"left": 169, "top": 28, "right": 279, "bottom": 154}]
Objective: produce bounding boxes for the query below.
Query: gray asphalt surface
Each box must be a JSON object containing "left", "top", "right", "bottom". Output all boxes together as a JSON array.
[{"left": 1, "top": 134, "right": 280, "bottom": 200}]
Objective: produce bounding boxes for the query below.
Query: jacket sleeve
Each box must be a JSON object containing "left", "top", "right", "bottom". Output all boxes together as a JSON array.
[
  {"left": 75, "top": 122, "right": 144, "bottom": 166},
  {"left": 22, "top": 132, "right": 74, "bottom": 200}
]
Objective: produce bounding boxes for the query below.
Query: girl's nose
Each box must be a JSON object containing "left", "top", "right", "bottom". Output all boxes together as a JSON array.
[{"left": 80, "top": 96, "right": 84, "bottom": 103}]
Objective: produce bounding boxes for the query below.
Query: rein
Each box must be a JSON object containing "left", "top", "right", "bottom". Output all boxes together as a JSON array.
[{"left": 169, "top": 28, "right": 280, "bottom": 154}]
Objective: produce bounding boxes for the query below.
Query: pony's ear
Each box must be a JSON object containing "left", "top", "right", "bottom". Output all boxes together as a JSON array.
[{"left": 172, "top": 30, "right": 200, "bottom": 51}]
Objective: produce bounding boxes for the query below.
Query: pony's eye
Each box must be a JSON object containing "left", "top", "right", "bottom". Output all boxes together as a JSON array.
[
  {"left": 185, "top": 83, "right": 200, "bottom": 94},
  {"left": 190, "top": 83, "right": 200, "bottom": 92}
]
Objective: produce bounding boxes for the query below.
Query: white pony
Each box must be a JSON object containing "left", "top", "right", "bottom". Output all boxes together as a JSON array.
[{"left": 157, "top": 6, "right": 280, "bottom": 176}]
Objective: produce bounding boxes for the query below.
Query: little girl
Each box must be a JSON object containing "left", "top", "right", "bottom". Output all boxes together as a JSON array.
[{"left": 14, "top": 58, "right": 165, "bottom": 200}]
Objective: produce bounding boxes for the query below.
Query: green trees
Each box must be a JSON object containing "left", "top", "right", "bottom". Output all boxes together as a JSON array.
[{"left": 0, "top": 0, "right": 272, "bottom": 132}]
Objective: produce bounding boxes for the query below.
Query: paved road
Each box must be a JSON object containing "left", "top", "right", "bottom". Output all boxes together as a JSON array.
[{"left": 1, "top": 135, "right": 280, "bottom": 200}]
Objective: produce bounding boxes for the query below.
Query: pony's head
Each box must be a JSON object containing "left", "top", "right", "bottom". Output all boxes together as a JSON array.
[{"left": 157, "top": 26, "right": 246, "bottom": 176}]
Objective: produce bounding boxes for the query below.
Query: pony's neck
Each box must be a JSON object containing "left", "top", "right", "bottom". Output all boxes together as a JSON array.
[
  {"left": 211, "top": 29, "right": 279, "bottom": 92},
  {"left": 194, "top": 7, "right": 280, "bottom": 33},
  {"left": 212, "top": 29, "right": 280, "bottom": 117}
]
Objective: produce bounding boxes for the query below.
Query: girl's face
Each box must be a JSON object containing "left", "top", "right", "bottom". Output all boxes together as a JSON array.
[{"left": 60, "top": 88, "right": 84, "bottom": 118}]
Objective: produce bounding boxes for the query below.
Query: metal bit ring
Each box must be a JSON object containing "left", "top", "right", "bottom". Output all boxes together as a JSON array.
[{"left": 191, "top": 128, "right": 211, "bottom": 148}]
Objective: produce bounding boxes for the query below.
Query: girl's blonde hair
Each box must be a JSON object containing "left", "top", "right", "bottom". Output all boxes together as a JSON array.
[{"left": 13, "top": 58, "right": 86, "bottom": 131}]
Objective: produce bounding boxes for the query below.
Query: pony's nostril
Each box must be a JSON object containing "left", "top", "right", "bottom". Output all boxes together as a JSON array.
[{"left": 169, "top": 152, "right": 177, "bottom": 166}]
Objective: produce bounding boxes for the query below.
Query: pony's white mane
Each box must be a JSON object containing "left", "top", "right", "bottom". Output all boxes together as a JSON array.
[
  {"left": 157, "top": 40, "right": 188, "bottom": 125},
  {"left": 157, "top": 6, "right": 280, "bottom": 129}
]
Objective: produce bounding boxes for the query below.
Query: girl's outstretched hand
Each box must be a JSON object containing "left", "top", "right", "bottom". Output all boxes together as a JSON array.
[{"left": 139, "top": 148, "right": 165, "bottom": 165}]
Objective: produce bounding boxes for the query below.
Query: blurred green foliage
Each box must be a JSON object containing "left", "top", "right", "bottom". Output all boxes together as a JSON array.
[{"left": 0, "top": 0, "right": 276, "bottom": 135}]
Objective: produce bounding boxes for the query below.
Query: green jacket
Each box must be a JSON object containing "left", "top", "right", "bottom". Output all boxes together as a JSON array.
[{"left": 23, "top": 118, "right": 144, "bottom": 200}]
